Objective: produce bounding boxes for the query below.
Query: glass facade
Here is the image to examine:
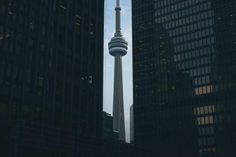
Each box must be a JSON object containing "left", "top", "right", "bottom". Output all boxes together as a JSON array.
[
  {"left": 0, "top": 0, "right": 104, "bottom": 156},
  {"left": 132, "top": 0, "right": 236, "bottom": 157}
]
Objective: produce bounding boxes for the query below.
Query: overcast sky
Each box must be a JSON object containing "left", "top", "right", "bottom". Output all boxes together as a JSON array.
[{"left": 103, "top": 0, "right": 132, "bottom": 142}]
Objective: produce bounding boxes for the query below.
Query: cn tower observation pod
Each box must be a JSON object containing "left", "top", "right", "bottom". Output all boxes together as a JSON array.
[{"left": 109, "top": 36, "right": 128, "bottom": 56}]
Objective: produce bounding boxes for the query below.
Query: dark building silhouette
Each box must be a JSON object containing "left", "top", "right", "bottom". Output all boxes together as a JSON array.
[
  {"left": 103, "top": 112, "right": 119, "bottom": 141},
  {"left": 132, "top": 0, "right": 236, "bottom": 157},
  {"left": 0, "top": 0, "right": 104, "bottom": 156}
]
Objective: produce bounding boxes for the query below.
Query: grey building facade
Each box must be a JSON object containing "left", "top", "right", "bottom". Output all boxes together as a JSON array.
[{"left": 130, "top": 104, "right": 134, "bottom": 143}]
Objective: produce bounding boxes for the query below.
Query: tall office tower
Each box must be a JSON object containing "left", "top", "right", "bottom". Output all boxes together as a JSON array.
[
  {"left": 130, "top": 104, "right": 134, "bottom": 143},
  {"left": 108, "top": 0, "right": 128, "bottom": 142},
  {"left": 132, "top": 0, "right": 236, "bottom": 157},
  {"left": 0, "top": 0, "right": 104, "bottom": 156},
  {"left": 103, "top": 112, "right": 119, "bottom": 141}
]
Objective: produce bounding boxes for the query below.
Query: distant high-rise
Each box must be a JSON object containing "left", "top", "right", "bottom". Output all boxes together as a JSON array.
[
  {"left": 132, "top": 0, "right": 236, "bottom": 157},
  {"left": 130, "top": 104, "right": 134, "bottom": 144},
  {"left": 108, "top": 0, "right": 128, "bottom": 142},
  {"left": 0, "top": 0, "right": 104, "bottom": 156},
  {"left": 103, "top": 112, "right": 119, "bottom": 141}
]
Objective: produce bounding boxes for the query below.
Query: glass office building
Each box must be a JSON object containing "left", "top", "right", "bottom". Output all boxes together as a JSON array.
[
  {"left": 132, "top": 0, "right": 236, "bottom": 157},
  {"left": 0, "top": 0, "right": 104, "bottom": 156}
]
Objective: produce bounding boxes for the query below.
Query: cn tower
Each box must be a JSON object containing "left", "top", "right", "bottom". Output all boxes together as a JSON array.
[{"left": 108, "top": 0, "right": 128, "bottom": 142}]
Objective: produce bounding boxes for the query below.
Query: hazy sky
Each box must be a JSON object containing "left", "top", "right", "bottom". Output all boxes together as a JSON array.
[{"left": 103, "top": 0, "right": 132, "bottom": 142}]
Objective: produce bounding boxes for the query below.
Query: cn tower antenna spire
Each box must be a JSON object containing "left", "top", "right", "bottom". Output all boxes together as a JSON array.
[
  {"left": 115, "top": 0, "right": 122, "bottom": 36},
  {"left": 116, "top": 0, "right": 120, "bottom": 7}
]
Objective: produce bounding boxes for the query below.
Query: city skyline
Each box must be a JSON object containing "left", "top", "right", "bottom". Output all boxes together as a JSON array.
[{"left": 0, "top": 0, "right": 235, "bottom": 156}]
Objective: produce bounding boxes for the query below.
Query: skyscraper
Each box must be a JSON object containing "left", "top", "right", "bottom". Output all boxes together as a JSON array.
[
  {"left": 130, "top": 104, "right": 134, "bottom": 143},
  {"left": 108, "top": 0, "right": 128, "bottom": 142},
  {"left": 132, "top": 0, "right": 236, "bottom": 157},
  {"left": 103, "top": 112, "right": 119, "bottom": 141},
  {"left": 0, "top": 0, "right": 104, "bottom": 156}
]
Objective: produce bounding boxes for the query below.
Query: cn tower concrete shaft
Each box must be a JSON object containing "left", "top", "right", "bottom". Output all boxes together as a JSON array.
[
  {"left": 108, "top": 0, "right": 128, "bottom": 142},
  {"left": 113, "top": 55, "right": 126, "bottom": 141}
]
